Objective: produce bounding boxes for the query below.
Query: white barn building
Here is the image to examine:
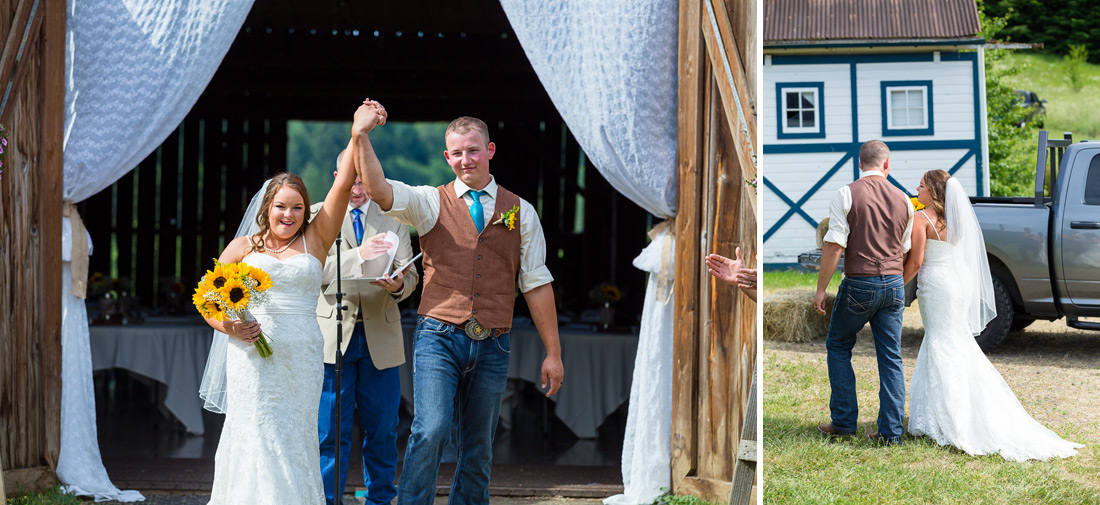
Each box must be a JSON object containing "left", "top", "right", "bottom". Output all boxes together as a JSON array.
[{"left": 762, "top": 0, "right": 988, "bottom": 267}]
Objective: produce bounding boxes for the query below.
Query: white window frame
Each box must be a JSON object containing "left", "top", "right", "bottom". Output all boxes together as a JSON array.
[
  {"left": 885, "top": 85, "right": 929, "bottom": 130},
  {"left": 781, "top": 87, "right": 821, "bottom": 135}
]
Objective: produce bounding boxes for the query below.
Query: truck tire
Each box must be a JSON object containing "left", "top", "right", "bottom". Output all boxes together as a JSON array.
[
  {"left": 1010, "top": 316, "right": 1037, "bottom": 332},
  {"left": 975, "top": 276, "right": 1014, "bottom": 352}
]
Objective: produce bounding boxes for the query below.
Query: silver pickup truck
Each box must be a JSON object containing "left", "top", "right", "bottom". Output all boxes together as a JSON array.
[
  {"left": 970, "top": 132, "right": 1100, "bottom": 351},
  {"left": 800, "top": 132, "right": 1100, "bottom": 351}
]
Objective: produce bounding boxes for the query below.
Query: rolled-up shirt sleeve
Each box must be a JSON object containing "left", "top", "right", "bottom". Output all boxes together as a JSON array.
[
  {"left": 822, "top": 187, "right": 852, "bottom": 248},
  {"left": 385, "top": 179, "right": 440, "bottom": 234},
  {"left": 517, "top": 199, "right": 553, "bottom": 293},
  {"left": 902, "top": 197, "right": 915, "bottom": 252}
]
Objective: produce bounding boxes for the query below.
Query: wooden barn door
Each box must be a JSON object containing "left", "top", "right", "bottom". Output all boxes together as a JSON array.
[
  {"left": 0, "top": 0, "right": 65, "bottom": 490},
  {"left": 673, "top": 0, "right": 757, "bottom": 502}
]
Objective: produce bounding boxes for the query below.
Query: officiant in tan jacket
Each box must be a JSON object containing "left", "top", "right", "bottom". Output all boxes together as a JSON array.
[{"left": 311, "top": 155, "right": 418, "bottom": 505}]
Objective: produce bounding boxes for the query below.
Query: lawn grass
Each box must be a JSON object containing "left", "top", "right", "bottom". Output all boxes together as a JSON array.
[
  {"left": 1002, "top": 52, "right": 1100, "bottom": 141},
  {"left": 763, "top": 351, "right": 1100, "bottom": 504},
  {"left": 764, "top": 269, "right": 842, "bottom": 294},
  {"left": 5, "top": 487, "right": 82, "bottom": 505}
]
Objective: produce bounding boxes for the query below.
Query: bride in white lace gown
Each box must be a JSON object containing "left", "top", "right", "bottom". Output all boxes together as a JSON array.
[
  {"left": 198, "top": 103, "right": 389, "bottom": 503},
  {"left": 903, "top": 170, "right": 1082, "bottom": 462}
]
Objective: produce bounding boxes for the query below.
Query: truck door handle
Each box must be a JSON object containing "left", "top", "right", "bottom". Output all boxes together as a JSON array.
[{"left": 1070, "top": 221, "right": 1100, "bottom": 229}]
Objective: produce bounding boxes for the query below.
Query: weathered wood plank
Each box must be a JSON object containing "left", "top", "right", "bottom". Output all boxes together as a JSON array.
[
  {"left": 1, "top": 466, "right": 56, "bottom": 495},
  {"left": 136, "top": 153, "right": 158, "bottom": 303},
  {"left": 158, "top": 128, "right": 181, "bottom": 283},
  {"left": 673, "top": 0, "right": 705, "bottom": 490},
  {"left": 180, "top": 116, "right": 200, "bottom": 284},
  {"left": 39, "top": 0, "right": 65, "bottom": 467},
  {"left": 700, "top": 0, "right": 757, "bottom": 219},
  {"left": 678, "top": 476, "right": 732, "bottom": 504},
  {"left": 0, "top": 0, "right": 42, "bottom": 122}
]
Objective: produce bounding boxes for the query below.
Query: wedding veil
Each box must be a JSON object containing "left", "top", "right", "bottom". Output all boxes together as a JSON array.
[
  {"left": 199, "top": 180, "right": 270, "bottom": 413},
  {"left": 945, "top": 177, "right": 997, "bottom": 335}
]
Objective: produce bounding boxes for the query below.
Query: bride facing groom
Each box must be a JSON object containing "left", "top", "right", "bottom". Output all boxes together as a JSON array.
[{"left": 814, "top": 140, "right": 1081, "bottom": 460}]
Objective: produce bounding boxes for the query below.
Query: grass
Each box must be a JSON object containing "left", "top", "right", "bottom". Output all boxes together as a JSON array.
[
  {"left": 5, "top": 488, "right": 82, "bottom": 505},
  {"left": 1002, "top": 52, "right": 1100, "bottom": 141},
  {"left": 764, "top": 269, "right": 842, "bottom": 294},
  {"left": 763, "top": 342, "right": 1100, "bottom": 505}
]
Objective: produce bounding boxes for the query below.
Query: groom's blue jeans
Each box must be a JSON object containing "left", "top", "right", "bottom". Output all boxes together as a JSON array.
[
  {"left": 398, "top": 316, "right": 510, "bottom": 505},
  {"left": 825, "top": 274, "right": 906, "bottom": 441},
  {"left": 318, "top": 323, "right": 400, "bottom": 505}
]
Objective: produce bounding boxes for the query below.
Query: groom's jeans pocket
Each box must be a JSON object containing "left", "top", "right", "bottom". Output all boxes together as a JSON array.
[{"left": 845, "top": 285, "right": 875, "bottom": 315}]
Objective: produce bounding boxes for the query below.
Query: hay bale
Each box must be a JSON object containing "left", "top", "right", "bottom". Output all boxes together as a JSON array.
[
  {"left": 816, "top": 217, "right": 830, "bottom": 249},
  {"left": 764, "top": 289, "right": 835, "bottom": 342}
]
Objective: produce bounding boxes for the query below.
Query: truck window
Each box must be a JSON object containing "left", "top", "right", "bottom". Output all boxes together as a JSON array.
[{"left": 1087, "top": 155, "right": 1100, "bottom": 205}]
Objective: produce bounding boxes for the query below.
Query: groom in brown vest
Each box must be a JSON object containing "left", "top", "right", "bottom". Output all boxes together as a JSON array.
[
  {"left": 350, "top": 103, "right": 565, "bottom": 504},
  {"left": 814, "top": 140, "right": 913, "bottom": 444}
]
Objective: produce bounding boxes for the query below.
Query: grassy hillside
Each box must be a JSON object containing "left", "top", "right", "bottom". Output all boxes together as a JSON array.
[{"left": 1002, "top": 52, "right": 1100, "bottom": 141}]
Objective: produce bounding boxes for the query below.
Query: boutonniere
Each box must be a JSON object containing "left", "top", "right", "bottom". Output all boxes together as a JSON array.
[{"left": 491, "top": 205, "right": 520, "bottom": 231}]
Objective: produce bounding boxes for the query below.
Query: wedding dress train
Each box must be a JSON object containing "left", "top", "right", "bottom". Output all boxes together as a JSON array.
[{"left": 908, "top": 236, "right": 1082, "bottom": 462}]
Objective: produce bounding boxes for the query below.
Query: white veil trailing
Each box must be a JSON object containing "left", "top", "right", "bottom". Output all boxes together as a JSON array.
[
  {"left": 199, "top": 180, "right": 269, "bottom": 413},
  {"left": 945, "top": 177, "right": 997, "bottom": 335}
]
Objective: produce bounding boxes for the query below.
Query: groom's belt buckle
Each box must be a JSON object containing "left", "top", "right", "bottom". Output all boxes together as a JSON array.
[{"left": 460, "top": 317, "right": 493, "bottom": 340}]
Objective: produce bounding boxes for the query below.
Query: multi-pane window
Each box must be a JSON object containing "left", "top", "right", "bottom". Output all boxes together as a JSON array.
[
  {"left": 785, "top": 89, "right": 818, "bottom": 130},
  {"left": 881, "top": 81, "right": 934, "bottom": 136},
  {"left": 776, "top": 82, "right": 824, "bottom": 138}
]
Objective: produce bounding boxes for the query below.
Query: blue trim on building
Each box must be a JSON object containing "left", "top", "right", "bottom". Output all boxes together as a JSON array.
[
  {"left": 763, "top": 153, "right": 852, "bottom": 241},
  {"left": 775, "top": 82, "right": 826, "bottom": 139},
  {"left": 880, "top": 80, "right": 934, "bottom": 137},
  {"left": 764, "top": 49, "right": 986, "bottom": 250},
  {"left": 765, "top": 139, "right": 978, "bottom": 154}
]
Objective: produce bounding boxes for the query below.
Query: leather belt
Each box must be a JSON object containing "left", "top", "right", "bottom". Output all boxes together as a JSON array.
[{"left": 455, "top": 317, "right": 507, "bottom": 340}]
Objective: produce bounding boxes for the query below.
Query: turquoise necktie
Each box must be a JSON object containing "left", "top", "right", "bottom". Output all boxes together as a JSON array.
[
  {"left": 351, "top": 208, "right": 364, "bottom": 245},
  {"left": 468, "top": 190, "right": 485, "bottom": 233}
]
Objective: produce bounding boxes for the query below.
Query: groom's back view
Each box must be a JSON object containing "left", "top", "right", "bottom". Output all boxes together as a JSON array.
[{"left": 814, "top": 140, "right": 913, "bottom": 443}]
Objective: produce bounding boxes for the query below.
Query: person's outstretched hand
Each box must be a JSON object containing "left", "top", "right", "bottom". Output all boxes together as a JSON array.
[{"left": 706, "top": 247, "right": 746, "bottom": 285}]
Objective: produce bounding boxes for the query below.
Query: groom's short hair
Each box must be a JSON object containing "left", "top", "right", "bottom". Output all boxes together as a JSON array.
[{"left": 859, "top": 140, "right": 890, "bottom": 169}]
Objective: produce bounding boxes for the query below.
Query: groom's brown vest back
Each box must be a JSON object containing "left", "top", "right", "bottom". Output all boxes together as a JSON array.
[{"left": 845, "top": 177, "right": 909, "bottom": 276}]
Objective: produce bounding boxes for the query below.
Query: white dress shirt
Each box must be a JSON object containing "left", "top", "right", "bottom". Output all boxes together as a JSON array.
[
  {"left": 386, "top": 176, "right": 554, "bottom": 293},
  {"left": 823, "top": 170, "right": 915, "bottom": 251}
]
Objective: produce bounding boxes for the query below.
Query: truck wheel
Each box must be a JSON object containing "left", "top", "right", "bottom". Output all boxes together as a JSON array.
[
  {"left": 1010, "top": 316, "right": 1037, "bottom": 332},
  {"left": 975, "top": 276, "right": 1014, "bottom": 352}
]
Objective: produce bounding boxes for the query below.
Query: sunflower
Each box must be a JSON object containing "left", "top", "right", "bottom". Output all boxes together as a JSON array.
[
  {"left": 205, "top": 301, "right": 227, "bottom": 321},
  {"left": 219, "top": 277, "right": 251, "bottom": 312},
  {"left": 602, "top": 284, "right": 622, "bottom": 303},
  {"left": 207, "top": 264, "right": 230, "bottom": 290},
  {"left": 248, "top": 267, "right": 273, "bottom": 291},
  {"left": 910, "top": 196, "right": 926, "bottom": 211}
]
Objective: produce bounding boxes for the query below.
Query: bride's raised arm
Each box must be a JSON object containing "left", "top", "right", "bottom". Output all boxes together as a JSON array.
[
  {"left": 903, "top": 212, "right": 928, "bottom": 284},
  {"left": 306, "top": 136, "right": 359, "bottom": 259}
]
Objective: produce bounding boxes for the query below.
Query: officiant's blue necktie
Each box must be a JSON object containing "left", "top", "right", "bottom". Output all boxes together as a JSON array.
[
  {"left": 351, "top": 208, "right": 364, "bottom": 245},
  {"left": 468, "top": 190, "right": 485, "bottom": 233}
]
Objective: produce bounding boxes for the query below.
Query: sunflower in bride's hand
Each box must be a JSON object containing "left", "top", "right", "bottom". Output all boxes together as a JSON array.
[
  {"left": 911, "top": 196, "right": 926, "bottom": 211},
  {"left": 194, "top": 259, "right": 275, "bottom": 357},
  {"left": 219, "top": 277, "right": 251, "bottom": 312}
]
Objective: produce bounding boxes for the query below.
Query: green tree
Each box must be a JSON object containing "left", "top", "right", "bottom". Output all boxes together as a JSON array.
[
  {"left": 1065, "top": 43, "right": 1090, "bottom": 91},
  {"left": 985, "top": 0, "right": 1100, "bottom": 62},
  {"left": 286, "top": 121, "right": 454, "bottom": 201},
  {"left": 980, "top": 4, "right": 1037, "bottom": 196}
]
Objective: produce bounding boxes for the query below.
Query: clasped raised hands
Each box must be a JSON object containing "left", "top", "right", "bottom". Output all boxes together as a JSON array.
[{"left": 353, "top": 99, "right": 388, "bottom": 136}]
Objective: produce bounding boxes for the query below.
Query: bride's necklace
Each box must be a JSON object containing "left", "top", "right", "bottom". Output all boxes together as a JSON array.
[{"left": 266, "top": 232, "right": 299, "bottom": 254}]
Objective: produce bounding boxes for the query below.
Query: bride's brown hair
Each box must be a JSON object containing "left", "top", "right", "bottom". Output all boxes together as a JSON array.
[
  {"left": 922, "top": 169, "right": 950, "bottom": 233},
  {"left": 250, "top": 173, "right": 312, "bottom": 252}
]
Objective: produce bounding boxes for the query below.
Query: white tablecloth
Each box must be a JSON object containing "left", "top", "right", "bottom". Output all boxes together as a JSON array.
[
  {"left": 89, "top": 320, "right": 213, "bottom": 435},
  {"left": 399, "top": 323, "right": 638, "bottom": 438}
]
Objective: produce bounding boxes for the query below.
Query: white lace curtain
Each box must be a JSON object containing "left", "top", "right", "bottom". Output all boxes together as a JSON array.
[
  {"left": 499, "top": 1, "right": 679, "bottom": 503},
  {"left": 59, "top": 0, "right": 254, "bottom": 500}
]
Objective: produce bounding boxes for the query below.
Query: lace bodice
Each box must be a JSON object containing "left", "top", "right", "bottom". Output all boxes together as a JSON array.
[{"left": 243, "top": 253, "right": 322, "bottom": 316}]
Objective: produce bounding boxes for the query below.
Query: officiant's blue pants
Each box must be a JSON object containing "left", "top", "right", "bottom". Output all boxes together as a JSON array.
[
  {"left": 319, "top": 323, "right": 400, "bottom": 505},
  {"left": 398, "top": 316, "right": 510, "bottom": 505},
  {"left": 825, "top": 275, "right": 906, "bottom": 442}
]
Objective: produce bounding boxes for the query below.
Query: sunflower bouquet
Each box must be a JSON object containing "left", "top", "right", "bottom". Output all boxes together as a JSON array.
[
  {"left": 193, "top": 260, "right": 275, "bottom": 357},
  {"left": 911, "top": 196, "right": 926, "bottom": 211}
]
